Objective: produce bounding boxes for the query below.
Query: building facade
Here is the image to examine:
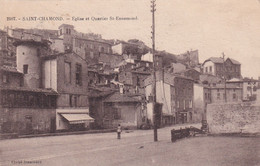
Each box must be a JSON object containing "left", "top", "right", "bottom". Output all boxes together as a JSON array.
[
  {"left": 202, "top": 57, "right": 241, "bottom": 80},
  {"left": 144, "top": 72, "right": 194, "bottom": 125}
]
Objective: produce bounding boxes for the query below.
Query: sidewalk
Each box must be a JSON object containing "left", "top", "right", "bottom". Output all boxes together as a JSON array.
[
  {"left": 0, "top": 128, "right": 116, "bottom": 140},
  {"left": 0, "top": 123, "right": 202, "bottom": 140}
]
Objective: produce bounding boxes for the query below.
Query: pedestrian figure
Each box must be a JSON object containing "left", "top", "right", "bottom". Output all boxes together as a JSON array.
[{"left": 117, "top": 124, "right": 122, "bottom": 139}]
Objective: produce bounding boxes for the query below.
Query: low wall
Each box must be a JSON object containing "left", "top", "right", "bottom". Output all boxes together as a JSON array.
[{"left": 207, "top": 102, "right": 260, "bottom": 134}]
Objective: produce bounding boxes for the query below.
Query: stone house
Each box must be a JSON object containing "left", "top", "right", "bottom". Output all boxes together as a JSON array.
[
  {"left": 177, "top": 68, "right": 201, "bottom": 81},
  {"left": 103, "top": 92, "right": 143, "bottom": 129},
  {"left": 42, "top": 51, "right": 91, "bottom": 131},
  {"left": 210, "top": 84, "right": 243, "bottom": 103},
  {"left": 144, "top": 71, "right": 194, "bottom": 125},
  {"left": 0, "top": 41, "right": 58, "bottom": 134},
  {"left": 193, "top": 84, "right": 211, "bottom": 122},
  {"left": 0, "top": 37, "right": 92, "bottom": 134},
  {"left": 202, "top": 57, "right": 241, "bottom": 80}
]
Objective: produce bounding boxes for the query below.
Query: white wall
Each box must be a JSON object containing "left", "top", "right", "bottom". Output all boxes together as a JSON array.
[
  {"left": 147, "top": 103, "right": 154, "bottom": 123},
  {"left": 145, "top": 81, "right": 172, "bottom": 115},
  {"left": 203, "top": 61, "right": 215, "bottom": 75},
  {"left": 156, "top": 81, "right": 171, "bottom": 114},
  {"left": 194, "top": 84, "right": 204, "bottom": 109},
  {"left": 43, "top": 59, "right": 57, "bottom": 91},
  {"left": 112, "top": 43, "right": 123, "bottom": 55},
  {"left": 141, "top": 52, "right": 153, "bottom": 62}
]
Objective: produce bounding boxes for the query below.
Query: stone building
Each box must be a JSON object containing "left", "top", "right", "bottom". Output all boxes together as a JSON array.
[
  {"left": 103, "top": 92, "right": 143, "bottom": 129},
  {"left": 176, "top": 50, "right": 199, "bottom": 68},
  {"left": 0, "top": 40, "right": 58, "bottom": 134},
  {"left": 193, "top": 84, "right": 211, "bottom": 122},
  {"left": 242, "top": 78, "right": 260, "bottom": 101},
  {"left": 0, "top": 37, "right": 92, "bottom": 134},
  {"left": 73, "top": 37, "right": 113, "bottom": 62},
  {"left": 177, "top": 68, "right": 201, "bottom": 82},
  {"left": 42, "top": 51, "right": 91, "bottom": 131},
  {"left": 202, "top": 57, "right": 241, "bottom": 80},
  {"left": 144, "top": 71, "right": 194, "bottom": 125},
  {"left": 210, "top": 84, "right": 243, "bottom": 103},
  {"left": 227, "top": 77, "right": 260, "bottom": 101},
  {"left": 0, "top": 29, "right": 16, "bottom": 67}
]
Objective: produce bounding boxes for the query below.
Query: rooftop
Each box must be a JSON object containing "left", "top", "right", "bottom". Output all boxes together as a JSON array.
[
  {"left": 0, "top": 85, "right": 58, "bottom": 95},
  {"left": 104, "top": 92, "right": 141, "bottom": 103},
  {"left": 0, "top": 66, "right": 22, "bottom": 74}
]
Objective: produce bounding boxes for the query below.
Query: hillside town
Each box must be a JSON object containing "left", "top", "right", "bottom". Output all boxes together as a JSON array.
[{"left": 0, "top": 24, "right": 260, "bottom": 135}]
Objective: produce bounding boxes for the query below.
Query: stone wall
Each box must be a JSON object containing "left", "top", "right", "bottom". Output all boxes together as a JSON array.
[
  {"left": 207, "top": 102, "right": 260, "bottom": 134},
  {"left": 0, "top": 108, "right": 56, "bottom": 134}
]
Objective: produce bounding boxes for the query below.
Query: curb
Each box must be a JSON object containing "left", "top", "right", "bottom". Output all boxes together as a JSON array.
[
  {"left": 207, "top": 133, "right": 260, "bottom": 138},
  {"left": 0, "top": 129, "right": 116, "bottom": 140}
]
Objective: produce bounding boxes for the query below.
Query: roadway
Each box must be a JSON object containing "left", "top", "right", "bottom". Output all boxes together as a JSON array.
[{"left": 0, "top": 124, "right": 259, "bottom": 166}]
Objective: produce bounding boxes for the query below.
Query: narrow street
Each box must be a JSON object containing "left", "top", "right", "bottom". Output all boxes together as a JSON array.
[{"left": 0, "top": 125, "right": 259, "bottom": 166}]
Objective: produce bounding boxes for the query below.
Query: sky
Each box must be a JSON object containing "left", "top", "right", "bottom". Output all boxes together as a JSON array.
[{"left": 1, "top": 0, "right": 260, "bottom": 78}]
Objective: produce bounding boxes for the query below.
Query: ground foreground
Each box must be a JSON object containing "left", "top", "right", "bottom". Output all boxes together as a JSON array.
[{"left": 0, "top": 126, "right": 259, "bottom": 166}]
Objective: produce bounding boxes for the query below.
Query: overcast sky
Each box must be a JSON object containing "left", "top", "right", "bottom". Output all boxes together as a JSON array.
[{"left": 1, "top": 0, "right": 260, "bottom": 78}]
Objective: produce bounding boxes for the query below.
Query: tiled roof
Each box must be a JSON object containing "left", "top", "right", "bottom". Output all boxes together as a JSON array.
[
  {"left": 228, "top": 58, "right": 240, "bottom": 65},
  {"left": 207, "top": 57, "right": 224, "bottom": 64},
  {"left": 143, "top": 71, "right": 194, "bottom": 87},
  {"left": 104, "top": 92, "right": 141, "bottom": 103},
  {"left": 210, "top": 84, "right": 242, "bottom": 89},
  {"left": 0, "top": 85, "right": 58, "bottom": 94},
  {"left": 1, "top": 66, "right": 23, "bottom": 74}
]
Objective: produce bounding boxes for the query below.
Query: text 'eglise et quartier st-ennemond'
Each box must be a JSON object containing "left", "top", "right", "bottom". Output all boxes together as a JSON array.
[{"left": 90, "top": 16, "right": 138, "bottom": 21}]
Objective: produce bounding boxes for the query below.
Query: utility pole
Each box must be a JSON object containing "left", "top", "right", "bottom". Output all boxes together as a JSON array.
[
  {"left": 222, "top": 52, "right": 227, "bottom": 102},
  {"left": 151, "top": 0, "right": 158, "bottom": 142}
]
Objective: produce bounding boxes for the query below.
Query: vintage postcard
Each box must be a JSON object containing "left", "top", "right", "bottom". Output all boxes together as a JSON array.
[{"left": 0, "top": 0, "right": 260, "bottom": 165}]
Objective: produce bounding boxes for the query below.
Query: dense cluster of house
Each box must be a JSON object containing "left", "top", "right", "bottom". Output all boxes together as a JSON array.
[{"left": 0, "top": 24, "right": 259, "bottom": 134}]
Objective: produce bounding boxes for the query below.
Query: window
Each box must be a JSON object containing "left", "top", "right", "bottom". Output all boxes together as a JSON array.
[
  {"left": 2, "top": 74, "right": 8, "bottom": 83},
  {"left": 25, "top": 115, "right": 32, "bottom": 123},
  {"left": 76, "top": 64, "right": 82, "bottom": 85},
  {"left": 136, "top": 77, "right": 140, "bottom": 86},
  {"left": 114, "top": 108, "right": 121, "bottom": 119},
  {"left": 101, "top": 47, "right": 104, "bottom": 53},
  {"left": 189, "top": 100, "right": 193, "bottom": 108},
  {"left": 90, "top": 52, "right": 94, "bottom": 58},
  {"left": 23, "top": 64, "right": 28, "bottom": 74},
  {"left": 74, "top": 96, "right": 78, "bottom": 107},
  {"left": 60, "top": 29, "right": 62, "bottom": 35},
  {"left": 205, "top": 67, "right": 208, "bottom": 73},
  {"left": 64, "top": 62, "right": 71, "bottom": 83},
  {"left": 233, "top": 94, "right": 236, "bottom": 100},
  {"left": 217, "top": 93, "right": 220, "bottom": 99},
  {"left": 209, "top": 66, "right": 212, "bottom": 72},
  {"left": 69, "top": 95, "right": 73, "bottom": 107}
]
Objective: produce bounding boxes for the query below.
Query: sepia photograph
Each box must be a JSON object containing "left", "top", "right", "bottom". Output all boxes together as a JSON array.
[{"left": 0, "top": 0, "right": 260, "bottom": 165}]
